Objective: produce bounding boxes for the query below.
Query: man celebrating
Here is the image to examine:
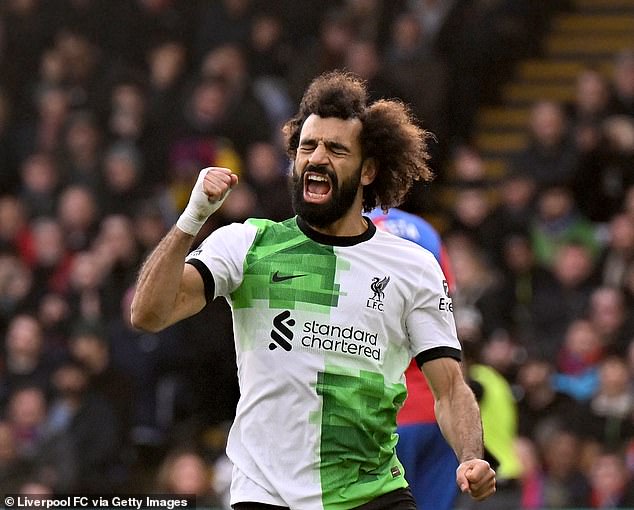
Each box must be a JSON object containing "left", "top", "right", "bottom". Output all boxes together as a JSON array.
[{"left": 131, "top": 71, "right": 495, "bottom": 510}]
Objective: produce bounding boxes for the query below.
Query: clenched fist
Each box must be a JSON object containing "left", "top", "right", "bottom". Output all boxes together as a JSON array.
[
  {"left": 456, "top": 459, "right": 496, "bottom": 501},
  {"left": 176, "top": 167, "right": 239, "bottom": 235}
]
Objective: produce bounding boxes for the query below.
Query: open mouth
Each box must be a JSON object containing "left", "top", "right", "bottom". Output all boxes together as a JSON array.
[{"left": 303, "top": 171, "right": 332, "bottom": 204}]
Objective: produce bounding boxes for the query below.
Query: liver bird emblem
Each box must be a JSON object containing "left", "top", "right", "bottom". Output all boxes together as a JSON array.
[{"left": 370, "top": 276, "right": 390, "bottom": 301}]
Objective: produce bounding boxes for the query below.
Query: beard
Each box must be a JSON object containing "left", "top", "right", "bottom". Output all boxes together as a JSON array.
[{"left": 290, "top": 163, "right": 362, "bottom": 228}]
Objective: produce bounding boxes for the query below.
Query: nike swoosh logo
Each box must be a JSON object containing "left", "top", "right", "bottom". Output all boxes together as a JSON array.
[{"left": 271, "top": 271, "right": 307, "bottom": 283}]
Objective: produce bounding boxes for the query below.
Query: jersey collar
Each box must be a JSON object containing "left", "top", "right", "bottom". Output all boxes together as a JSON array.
[{"left": 296, "top": 215, "right": 376, "bottom": 246}]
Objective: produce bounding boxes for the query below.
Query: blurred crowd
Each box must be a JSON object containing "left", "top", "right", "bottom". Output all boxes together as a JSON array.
[{"left": 0, "top": 0, "right": 633, "bottom": 508}]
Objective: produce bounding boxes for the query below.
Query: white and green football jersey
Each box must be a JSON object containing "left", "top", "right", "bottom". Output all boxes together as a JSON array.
[{"left": 185, "top": 216, "right": 461, "bottom": 510}]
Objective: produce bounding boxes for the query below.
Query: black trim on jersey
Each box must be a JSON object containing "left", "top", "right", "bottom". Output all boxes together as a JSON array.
[
  {"left": 186, "top": 258, "right": 215, "bottom": 303},
  {"left": 233, "top": 488, "right": 416, "bottom": 510},
  {"left": 296, "top": 215, "right": 376, "bottom": 246},
  {"left": 415, "top": 346, "right": 462, "bottom": 369},
  {"left": 352, "top": 487, "right": 416, "bottom": 510}
]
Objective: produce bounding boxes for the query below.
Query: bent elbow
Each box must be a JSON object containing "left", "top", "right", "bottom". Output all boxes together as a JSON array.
[{"left": 130, "top": 306, "right": 164, "bottom": 333}]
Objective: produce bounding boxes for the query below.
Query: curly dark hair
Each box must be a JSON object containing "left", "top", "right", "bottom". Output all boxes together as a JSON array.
[{"left": 282, "top": 70, "right": 434, "bottom": 212}]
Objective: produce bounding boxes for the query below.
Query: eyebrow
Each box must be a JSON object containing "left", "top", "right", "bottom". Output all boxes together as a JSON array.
[{"left": 299, "top": 137, "right": 351, "bottom": 153}]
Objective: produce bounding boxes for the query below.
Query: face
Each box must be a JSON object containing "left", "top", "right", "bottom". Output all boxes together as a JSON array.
[{"left": 291, "top": 114, "right": 372, "bottom": 228}]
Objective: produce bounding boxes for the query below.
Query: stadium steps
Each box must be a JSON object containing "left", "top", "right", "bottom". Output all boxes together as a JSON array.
[{"left": 435, "top": 0, "right": 634, "bottom": 218}]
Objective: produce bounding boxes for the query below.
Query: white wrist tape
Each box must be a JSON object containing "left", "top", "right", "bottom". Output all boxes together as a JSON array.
[{"left": 176, "top": 168, "right": 231, "bottom": 236}]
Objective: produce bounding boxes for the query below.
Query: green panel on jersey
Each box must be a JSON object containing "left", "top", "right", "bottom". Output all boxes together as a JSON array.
[
  {"left": 314, "top": 366, "right": 408, "bottom": 509},
  {"left": 232, "top": 218, "right": 347, "bottom": 311}
]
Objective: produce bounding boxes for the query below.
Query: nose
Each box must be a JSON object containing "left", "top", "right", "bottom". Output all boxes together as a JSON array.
[{"left": 308, "top": 141, "right": 328, "bottom": 166}]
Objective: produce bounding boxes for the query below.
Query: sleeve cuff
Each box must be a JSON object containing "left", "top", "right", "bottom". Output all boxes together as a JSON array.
[
  {"left": 185, "top": 258, "right": 215, "bottom": 303},
  {"left": 415, "top": 346, "right": 462, "bottom": 369}
]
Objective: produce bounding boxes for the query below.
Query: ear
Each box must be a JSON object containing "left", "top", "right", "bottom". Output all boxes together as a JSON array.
[{"left": 361, "top": 158, "right": 377, "bottom": 186}]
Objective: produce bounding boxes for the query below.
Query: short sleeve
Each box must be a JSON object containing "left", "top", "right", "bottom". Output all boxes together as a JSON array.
[
  {"left": 185, "top": 222, "right": 258, "bottom": 299},
  {"left": 405, "top": 253, "right": 461, "bottom": 366}
]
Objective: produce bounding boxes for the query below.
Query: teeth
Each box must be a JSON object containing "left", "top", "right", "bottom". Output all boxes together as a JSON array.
[{"left": 307, "top": 175, "right": 327, "bottom": 182}]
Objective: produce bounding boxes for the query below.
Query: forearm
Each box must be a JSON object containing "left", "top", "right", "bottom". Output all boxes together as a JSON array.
[
  {"left": 131, "top": 226, "right": 196, "bottom": 332},
  {"left": 435, "top": 378, "right": 484, "bottom": 463}
]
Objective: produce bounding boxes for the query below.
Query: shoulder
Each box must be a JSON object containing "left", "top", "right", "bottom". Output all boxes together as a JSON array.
[{"left": 371, "top": 227, "right": 439, "bottom": 265}]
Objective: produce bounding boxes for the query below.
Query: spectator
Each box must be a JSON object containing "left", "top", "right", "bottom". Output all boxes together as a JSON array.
[
  {"left": 199, "top": 44, "right": 274, "bottom": 154},
  {"left": 132, "top": 200, "right": 171, "bottom": 259},
  {"left": 27, "top": 217, "right": 73, "bottom": 297},
  {"left": 515, "top": 357, "right": 582, "bottom": 441},
  {"left": 56, "top": 184, "right": 100, "bottom": 253},
  {"left": 5, "top": 386, "right": 47, "bottom": 460},
  {"left": 68, "top": 325, "right": 134, "bottom": 450},
  {"left": 52, "top": 29, "right": 102, "bottom": 112},
  {"left": 106, "top": 287, "right": 186, "bottom": 447},
  {"left": 145, "top": 38, "right": 189, "bottom": 185},
  {"left": 246, "top": 10, "right": 292, "bottom": 81},
  {"left": 155, "top": 448, "right": 222, "bottom": 508},
  {"left": 0, "top": 196, "right": 32, "bottom": 258},
  {"left": 5, "top": 385, "right": 77, "bottom": 492},
  {"left": 36, "top": 291, "right": 71, "bottom": 348},
  {"left": 487, "top": 170, "right": 538, "bottom": 259},
  {"left": 568, "top": 67, "right": 612, "bottom": 155},
  {"left": 577, "top": 115, "right": 634, "bottom": 223},
  {"left": 512, "top": 100, "right": 579, "bottom": 188},
  {"left": 0, "top": 0, "right": 57, "bottom": 116},
  {"left": 554, "top": 318, "right": 603, "bottom": 402},
  {"left": 146, "top": 38, "right": 189, "bottom": 128},
  {"left": 0, "top": 420, "right": 30, "bottom": 494},
  {"left": 445, "top": 182, "right": 499, "bottom": 263},
  {"left": 93, "top": 214, "right": 143, "bottom": 320},
  {"left": 587, "top": 450, "right": 634, "bottom": 508},
  {"left": 609, "top": 48, "right": 634, "bottom": 117},
  {"left": 494, "top": 232, "right": 555, "bottom": 346},
  {"left": 64, "top": 250, "right": 106, "bottom": 325},
  {"left": 99, "top": 142, "right": 146, "bottom": 217},
  {"left": 586, "top": 286, "right": 634, "bottom": 356},
  {"left": 168, "top": 76, "right": 244, "bottom": 212},
  {"left": 530, "top": 183, "right": 599, "bottom": 269},
  {"left": 13, "top": 85, "right": 71, "bottom": 166},
  {"left": 384, "top": 10, "right": 450, "bottom": 153},
  {"left": 536, "top": 428, "right": 591, "bottom": 508},
  {"left": 122, "top": 0, "right": 198, "bottom": 69},
  {"left": 0, "top": 254, "right": 35, "bottom": 338},
  {"left": 242, "top": 142, "right": 293, "bottom": 222},
  {"left": 194, "top": 0, "right": 253, "bottom": 62},
  {"left": 577, "top": 356, "right": 634, "bottom": 451},
  {"left": 17, "top": 152, "right": 61, "bottom": 220},
  {"left": 344, "top": 38, "right": 404, "bottom": 104},
  {"left": 447, "top": 143, "right": 488, "bottom": 184},
  {"left": 530, "top": 241, "right": 598, "bottom": 359},
  {"left": 515, "top": 436, "right": 546, "bottom": 509},
  {"left": 46, "top": 359, "right": 122, "bottom": 492},
  {"left": 0, "top": 314, "right": 57, "bottom": 405},
  {"left": 595, "top": 213, "right": 634, "bottom": 291},
  {"left": 445, "top": 234, "right": 505, "bottom": 339},
  {"left": 286, "top": 8, "right": 355, "bottom": 103},
  {"left": 106, "top": 79, "right": 148, "bottom": 145},
  {"left": 33, "top": 47, "right": 66, "bottom": 97},
  {"left": 408, "top": 0, "right": 458, "bottom": 51},
  {"left": 59, "top": 111, "right": 103, "bottom": 191}
]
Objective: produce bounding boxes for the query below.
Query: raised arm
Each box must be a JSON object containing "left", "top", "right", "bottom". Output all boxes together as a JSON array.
[
  {"left": 422, "top": 357, "right": 496, "bottom": 501},
  {"left": 130, "top": 167, "right": 238, "bottom": 332}
]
